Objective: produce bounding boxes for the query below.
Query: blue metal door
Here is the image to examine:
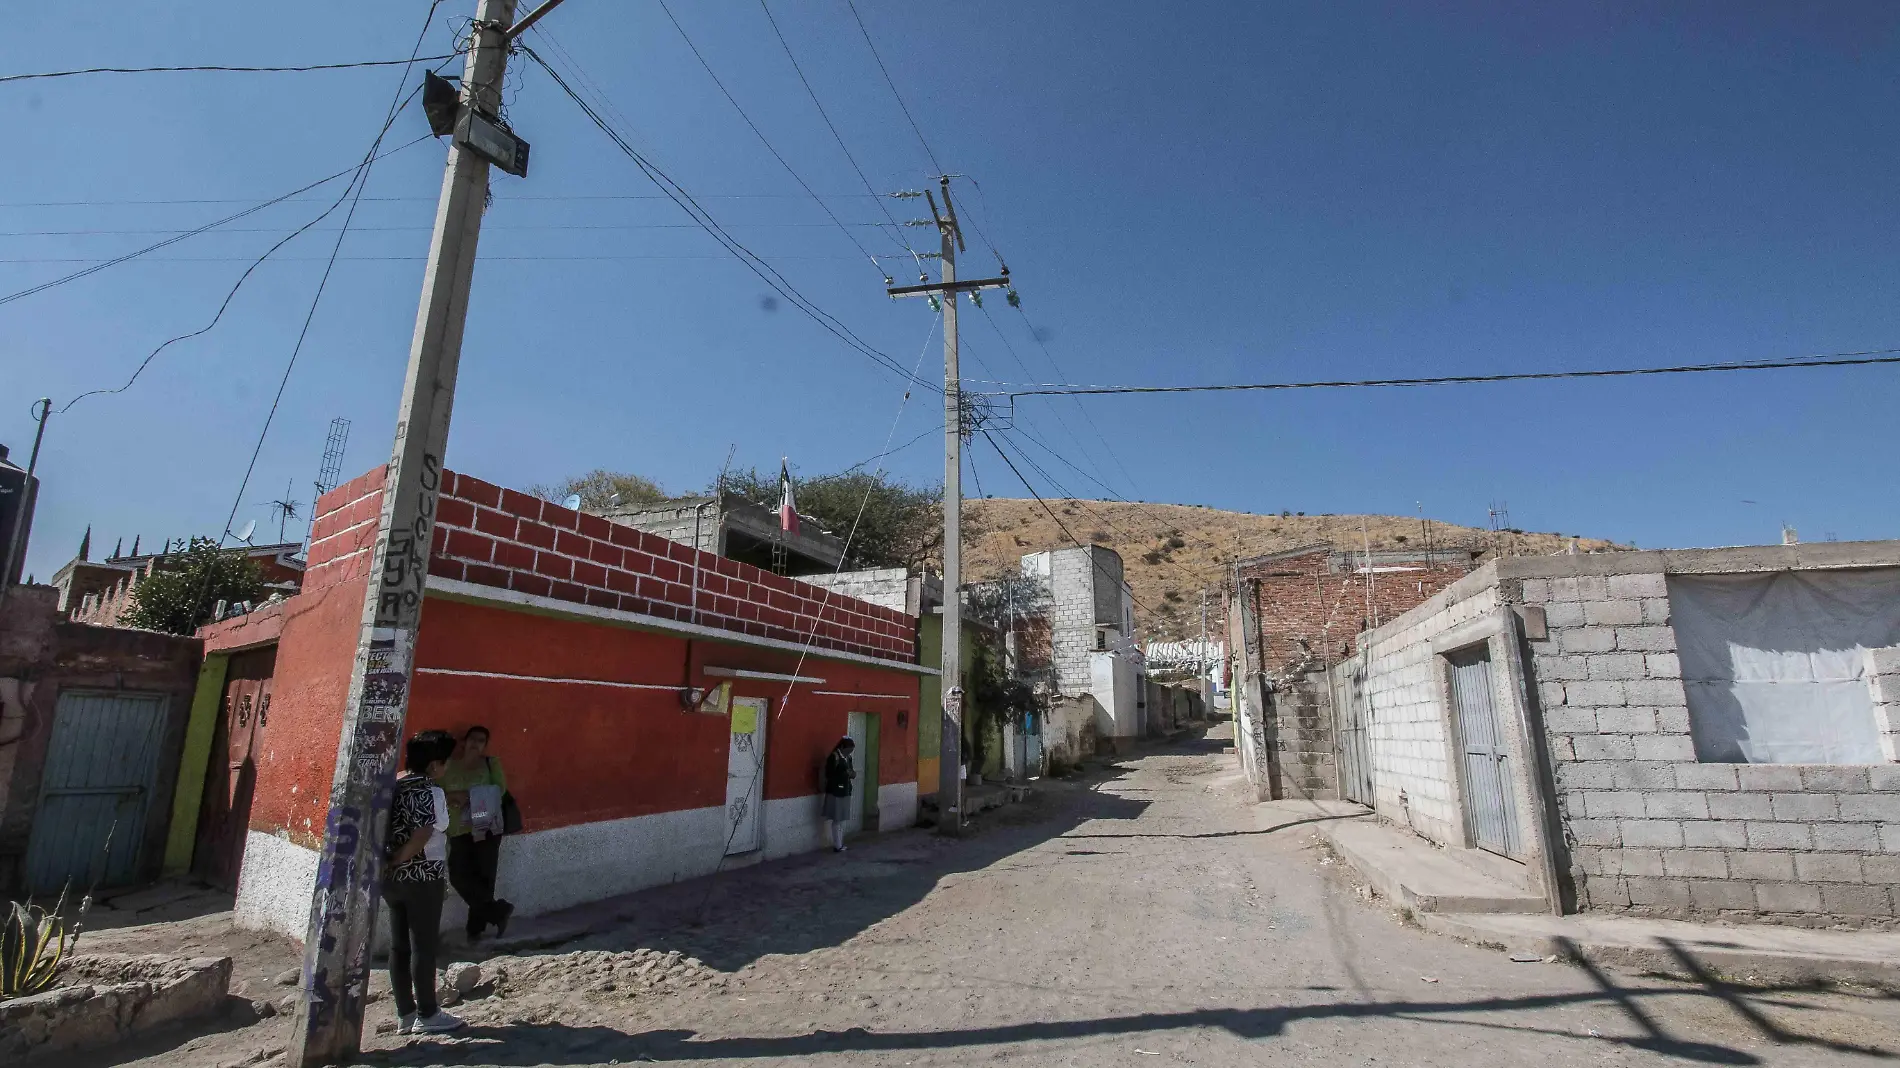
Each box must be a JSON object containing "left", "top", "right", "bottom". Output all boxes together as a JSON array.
[
  {"left": 25, "top": 691, "right": 169, "bottom": 893},
  {"left": 1449, "top": 646, "right": 1521, "bottom": 857}
]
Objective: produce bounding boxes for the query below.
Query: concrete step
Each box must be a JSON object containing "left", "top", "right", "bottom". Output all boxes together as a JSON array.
[
  {"left": 1419, "top": 911, "right": 1900, "bottom": 990},
  {"left": 1321, "top": 818, "right": 1549, "bottom": 915}
]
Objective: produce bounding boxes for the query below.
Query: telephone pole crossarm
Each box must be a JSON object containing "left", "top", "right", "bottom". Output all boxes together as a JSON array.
[{"left": 886, "top": 275, "right": 1011, "bottom": 299}]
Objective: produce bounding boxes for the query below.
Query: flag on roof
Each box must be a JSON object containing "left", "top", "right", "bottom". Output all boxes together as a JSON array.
[{"left": 778, "top": 460, "right": 799, "bottom": 536}]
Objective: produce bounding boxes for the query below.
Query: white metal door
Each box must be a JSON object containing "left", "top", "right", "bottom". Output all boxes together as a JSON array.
[
  {"left": 724, "top": 697, "right": 768, "bottom": 855},
  {"left": 844, "top": 712, "right": 869, "bottom": 834}
]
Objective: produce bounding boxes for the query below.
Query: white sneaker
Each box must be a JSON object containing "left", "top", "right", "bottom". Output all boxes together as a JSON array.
[
  {"left": 413, "top": 1010, "right": 466, "bottom": 1033},
  {"left": 397, "top": 1014, "right": 416, "bottom": 1035}
]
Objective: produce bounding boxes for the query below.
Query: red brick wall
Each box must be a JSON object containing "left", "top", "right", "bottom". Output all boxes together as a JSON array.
[
  {"left": 247, "top": 565, "right": 920, "bottom": 846},
  {"left": 307, "top": 468, "right": 915, "bottom": 664},
  {"left": 1241, "top": 549, "right": 1468, "bottom": 670}
]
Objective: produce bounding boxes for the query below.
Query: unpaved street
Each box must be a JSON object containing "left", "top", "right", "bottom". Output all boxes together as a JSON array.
[{"left": 97, "top": 728, "right": 1900, "bottom": 1067}]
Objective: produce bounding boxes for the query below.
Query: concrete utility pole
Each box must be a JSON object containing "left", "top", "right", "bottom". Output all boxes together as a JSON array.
[
  {"left": 287, "top": 3, "right": 517, "bottom": 1064},
  {"left": 886, "top": 178, "right": 1011, "bottom": 835},
  {"left": 0, "top": 398, "right": 50, "bottom": 602}
]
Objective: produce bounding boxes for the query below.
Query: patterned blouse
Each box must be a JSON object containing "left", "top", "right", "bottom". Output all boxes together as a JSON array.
[{"left": 387, "top": 774, "right": 447, "bottom": 884}]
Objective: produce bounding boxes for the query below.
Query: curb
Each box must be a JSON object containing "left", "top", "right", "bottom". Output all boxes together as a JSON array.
[{"left": 1417, "top": 912, "right": 1900, "bottom": 991}]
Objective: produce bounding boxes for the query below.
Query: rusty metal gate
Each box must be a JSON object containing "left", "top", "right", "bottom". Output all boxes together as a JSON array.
[
  {"left": 1334, "top": 666, "right": 1374, "bottom": 805},
  {"left": 192, "top": 647, "right": 276, "bottom": 890},
  {"left": 24, "top": 690, "right": 169, "bottom": 893},
  {"left": 1449, "top": 644, "right": 1521, "bottom": 857}
]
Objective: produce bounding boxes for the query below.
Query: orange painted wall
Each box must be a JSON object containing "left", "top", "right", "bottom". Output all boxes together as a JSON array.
[
  {"left": 250, "top": 586, "right": 921, "bottom": 844},
  {"left": 247, "top": 556, "right": 373, "bottom": 848}
]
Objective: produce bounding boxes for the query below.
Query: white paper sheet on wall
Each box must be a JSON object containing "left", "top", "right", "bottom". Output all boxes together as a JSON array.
[{"left": 1670, "top": 569, "right": 1900, "bottom": 764}]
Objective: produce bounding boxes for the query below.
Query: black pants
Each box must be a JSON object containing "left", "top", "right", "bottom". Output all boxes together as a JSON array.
[
  {"left": 383, "top": 877, "right": 444, "bottom": 1019},
  {"left": 447, "top": 833, "right": 509, "bottom": 936}
]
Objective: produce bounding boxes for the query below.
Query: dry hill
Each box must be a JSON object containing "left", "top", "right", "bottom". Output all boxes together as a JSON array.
[{"left": 962, "top": 498, "right": 1620, "bottom": 641}]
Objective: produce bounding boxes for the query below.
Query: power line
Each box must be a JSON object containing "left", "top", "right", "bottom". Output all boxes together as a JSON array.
[
  {"left": 976, "top": 303, "right": 1128, "bottom": 502},
  {"left": 656, "top": 0, "right": 889, "bottom": 278},
  {"left": 518, "top": 40, "right": 935, "bottom": 392},
  {"left": 0, "top": 192, "right": 898, "bottom": 207},
  {"left": 1002, "top": 349, "right": 1900, "bottom": 398},
  {"left": 0, "top": 54, "right": 461, "bottom": 83},
  {"left": 0, "top": 222, "right": 904, "bottom": 236},
  {"left": 979, "top": 427, "right": 1164, "bottom": 620},
  {"left": 213, "top": 4, "right": 448, "bottom": 545},
  {"left": 54, "top": 139, "right": 433, "bottom": 414},
  {"left": 995, "top": 422, "right": 1216, "bottom": 595},
  {"left": 0, "top": 137, "right": 432, "bottom": 308},
  {"left": 842, "top": 0, "right": 942, "bottom": 177},
  {"left": 754, "top": 1, "right": 916, "bottom": 262}
]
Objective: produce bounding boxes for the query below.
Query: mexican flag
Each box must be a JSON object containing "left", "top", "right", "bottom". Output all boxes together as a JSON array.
[{"left": 778, "top": 460, "right": 799, "bottom": 536}]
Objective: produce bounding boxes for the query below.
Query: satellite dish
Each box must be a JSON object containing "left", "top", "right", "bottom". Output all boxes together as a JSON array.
[
  {"left": 235, "top": 519, "right": 256, "bottom": 544},
  {"left": 562, "top": 494, "right": 583, "bottom": 512}
]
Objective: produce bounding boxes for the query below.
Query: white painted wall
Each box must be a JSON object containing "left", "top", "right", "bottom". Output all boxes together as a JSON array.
[{"left": 234, "top": 785, "right": 917, "bottom": 942}]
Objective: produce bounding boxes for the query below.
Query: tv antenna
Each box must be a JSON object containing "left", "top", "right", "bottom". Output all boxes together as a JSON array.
[{"left": 267, "top": 478, "right": 302, "bottom": 543}]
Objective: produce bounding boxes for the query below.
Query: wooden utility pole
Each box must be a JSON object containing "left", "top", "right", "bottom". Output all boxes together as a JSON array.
[
  {"left": 286, "top": 2, "right": 517, "bottom": 1064},
  {"left": 886, "top": 177, "right": 1010, "bottom": 835}
]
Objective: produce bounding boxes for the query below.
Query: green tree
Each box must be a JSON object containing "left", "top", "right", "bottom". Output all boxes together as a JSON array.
[
  {"left": 121, "top": 538, "right": 265, "bottom": 636},
  {"left": 531, "top": 469, "right": 670, "bottom": 511},
  {"left": 718, "top": 467, "right": 942, "bottom": 570}
]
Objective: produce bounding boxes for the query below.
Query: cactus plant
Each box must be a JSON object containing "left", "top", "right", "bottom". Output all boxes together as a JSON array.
[{"left": 1, "top": 891, "right": 75, "bottom": 1000}]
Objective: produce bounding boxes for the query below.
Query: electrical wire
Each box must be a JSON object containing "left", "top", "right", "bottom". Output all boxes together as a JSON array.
[
  {"left": 996, "top": 421, "right": 1218, "bottom": 595},
  {"left": 754, "top": 1, "right": 917, "bottom": 261},
  {"left": 705, "top": 312, "right": 940, "bottom": 883},
  {"left": 979, "top": 427, "right": 1163, "bottom": 620},
  {"left": 0, "top": 55, "right": 460, "bottom": 83},
  {"left": 518, "top": 40, "right": 936, "bottom": 392},
  {"left": 1009, "top": 301, "right": 1140, "bottom": 494},
  {"left": 214, "top": 2, "right": 448, "bottom": 547},
  {"left": 57, "top": 133, "right": 435, "bottom": 414},
  {"left": 842, "top": 0, "right": 942, "bottom": 177},
  {"left": 0, "top": 222, "right": 900, "bottom": 236},
  {"left": 0, "top": 137, "right": 431, "bottom": 308},
  {"left": 977, "top": 304, "right": 1128, "bottom": 503},
  {"left": 1002, "top": 348, "right": 1900, "bottom": 398},
  {"left": 656, "top": 0, "right": 888, "bottom": 278},
  {"left": 0, "top": 192, "right": 895, "bottom": 207}
]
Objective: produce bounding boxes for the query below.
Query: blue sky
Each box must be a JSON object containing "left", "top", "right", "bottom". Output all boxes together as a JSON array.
[{"left": 6, "top": 2, "right": 1898, "bottom": 580}]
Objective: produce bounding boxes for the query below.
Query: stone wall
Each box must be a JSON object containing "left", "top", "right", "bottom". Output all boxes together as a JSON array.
[{"left": 0, "top": 953, "right": 231, "bottom": 1062}]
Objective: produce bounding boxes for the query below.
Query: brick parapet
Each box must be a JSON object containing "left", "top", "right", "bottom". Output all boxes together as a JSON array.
[{"left": 305, "top": 467, "right": 916, "bottom": 665}]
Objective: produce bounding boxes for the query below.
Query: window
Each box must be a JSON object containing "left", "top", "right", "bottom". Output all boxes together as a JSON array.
[{"left": 1672, "top": 570, "right": 1900, "bottom": 763}]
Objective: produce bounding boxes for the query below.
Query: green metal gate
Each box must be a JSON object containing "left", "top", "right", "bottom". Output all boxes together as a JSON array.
[{"left": 24, "top": 690, "right": 169, "bottom": 893}]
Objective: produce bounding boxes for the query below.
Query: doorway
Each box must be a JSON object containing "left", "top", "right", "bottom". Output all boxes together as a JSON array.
[
  {"left": 724, "top": 696, "right": 769, "bottom": 855},
  {"left": 193, "top": 647, "right": 276, "bottom": 890},
  {"left": 25, "top": 690, "right": 169, "bottom": 893},
  {"left": 1448, "top": 644, "right": 1522, "bottom": 857},
  {"left": 844, "top": 711, "right": 879, "bottom": 834}
]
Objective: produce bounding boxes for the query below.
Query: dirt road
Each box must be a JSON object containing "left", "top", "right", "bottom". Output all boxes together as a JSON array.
[{"left": 94, "top": 726, "right": 1900, "bottom": 1067}]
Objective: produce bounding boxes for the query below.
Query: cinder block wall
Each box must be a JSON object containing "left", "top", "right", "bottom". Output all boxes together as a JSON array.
[
  {"left": 1517, "top": 563, "right": 1900, "bottom": 926},
  {"left": 1334, "top": 569, "right": 1502, "bottom": 844}
]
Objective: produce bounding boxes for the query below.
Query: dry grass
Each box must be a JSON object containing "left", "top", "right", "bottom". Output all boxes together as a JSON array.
[{"left": 962, "top": 498, "right": 1620, "bottom": 640}]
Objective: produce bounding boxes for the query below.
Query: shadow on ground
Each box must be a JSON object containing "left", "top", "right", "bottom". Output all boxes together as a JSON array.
[
  {"left": 471, "top": 735, "right": 1206, "bottom": 972},
  {"left": 355, "top": 968, "right": 1898, "bottom": 1067}
]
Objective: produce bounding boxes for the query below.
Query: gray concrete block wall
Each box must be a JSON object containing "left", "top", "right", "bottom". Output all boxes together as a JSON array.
[
  {"left": 1328, "top": 568, "right": 1504, "bottom": 844},
  {"left": 1521, "top": 567, "right": 1900, "bottom": 927}
]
